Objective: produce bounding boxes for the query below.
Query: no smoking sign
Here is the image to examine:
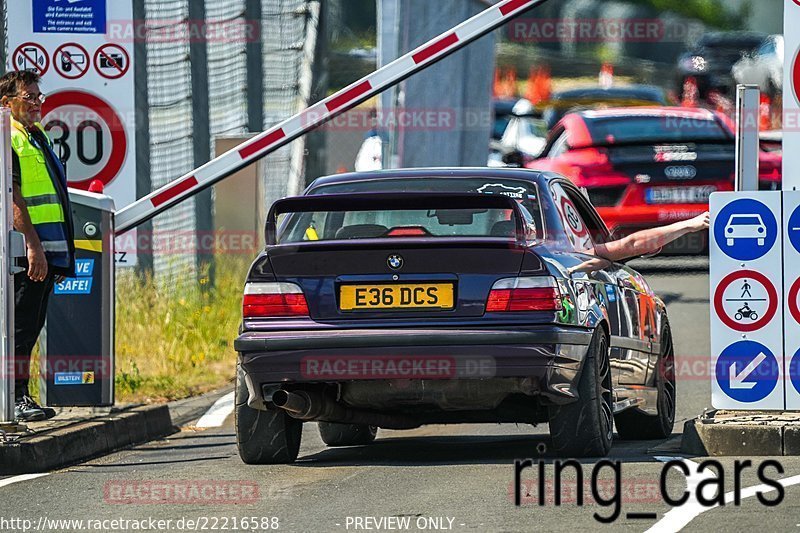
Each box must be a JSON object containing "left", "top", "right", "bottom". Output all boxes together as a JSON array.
[{"left": 41, "top": 90, "right": 127, "bottom": 189}]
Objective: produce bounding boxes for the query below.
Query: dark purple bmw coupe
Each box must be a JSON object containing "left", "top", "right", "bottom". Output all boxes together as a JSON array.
[{"left": 234, "top": 168, "right": 675, "bottom": 462}]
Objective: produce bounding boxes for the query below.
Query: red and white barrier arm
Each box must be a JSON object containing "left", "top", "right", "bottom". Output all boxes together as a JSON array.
[{"left": 115, "top": 0, "right": 548, "bottom": 233}]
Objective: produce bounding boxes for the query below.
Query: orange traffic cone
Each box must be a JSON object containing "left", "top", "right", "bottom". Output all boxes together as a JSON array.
[
  {"left": 599, "top": 62, "right": 614, "bottom": 89},
  {"left": 506, "top": 68, "right": 518, "bottom": 97},
  {"left": 681, "top": 77, "right": 699, "bottom": 108},
  {"left": 525, "top": 67, "right": 538, "bottom": 103},
  {"left": 525, "top": 66, "right": 552, "bottom": 104},
  {"left": 760, "top": 93, "right": 772, "bottom": 131},
  {"left": 337, "top": 163, "right": 348, "bottom": 174},
  {"left": 537, "top": 65, "right": 552, "bottom": 103},
  {"left": 493, "top": 68, "right": 503, "bottom": 98}
]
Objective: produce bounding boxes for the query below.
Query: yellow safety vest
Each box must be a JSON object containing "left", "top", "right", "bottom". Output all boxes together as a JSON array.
[{"left": 10, "top": 118, "right": 71, "bottom": 261}]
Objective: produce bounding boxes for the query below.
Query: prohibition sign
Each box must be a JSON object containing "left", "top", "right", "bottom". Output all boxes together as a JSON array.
[
  {"left": 560, "top": 196, "right": 587, "bottom": 237},
  {"left": 788, "top": 277, "right": 800, "bottom": 325},
  {"left": 93, "top": 44, "right": 129, "bottom": 80},
  {"left": 54, "top": 42, "right": 90, "bottom": 80},
  {"left": 794, "top": 47, "right": 800, "bottom": 107},
  {"left": 41, "top": 90, "right": 127, "bottom": 189},
  {"left": 714, "top": 270, "right": 778, "bottom": 332},
  {"left": 12, "top": 42, "right": 49, "bottom": 76}
]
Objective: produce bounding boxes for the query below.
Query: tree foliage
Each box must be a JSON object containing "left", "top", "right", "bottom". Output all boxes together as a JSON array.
[{"left": 627, "top": 0, "right": 743, "bottom": 29}]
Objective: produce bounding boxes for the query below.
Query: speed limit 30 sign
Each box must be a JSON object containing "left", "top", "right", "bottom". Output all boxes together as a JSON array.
[{"left": 41, "top": 90, "right": 127, "bottom": 190}]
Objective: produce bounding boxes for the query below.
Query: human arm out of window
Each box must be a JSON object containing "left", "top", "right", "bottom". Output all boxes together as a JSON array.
[{"left": 593, "top": 211, "right": 710, "bottom": 262}]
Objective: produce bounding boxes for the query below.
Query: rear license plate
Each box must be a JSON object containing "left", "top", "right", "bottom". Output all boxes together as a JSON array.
[
  {"left": 645, "top": 186, "right": 716, "bottom": 204},
  {"left": 340, "top": 284, "right": 454, "bottom": 311}
]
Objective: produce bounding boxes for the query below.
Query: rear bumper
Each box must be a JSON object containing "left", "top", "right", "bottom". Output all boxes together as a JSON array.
[{"left": 235, "top": 326, "right": 594, "bottom": 402}]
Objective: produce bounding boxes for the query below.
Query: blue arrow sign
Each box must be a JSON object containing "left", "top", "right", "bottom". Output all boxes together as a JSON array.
[
  {"left": 789, "top": 349, "right": 800, "bottom": 395},
  {"left": 713, "top": 198, "right": 777, "bottom": 261},
  {"left": 715, "top": 341, "right": 779, "bottom": 402}
]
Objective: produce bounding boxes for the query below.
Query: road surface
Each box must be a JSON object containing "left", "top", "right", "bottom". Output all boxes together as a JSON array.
[{"left": 3, "top": 264, "right": 800, "bottom": 532}]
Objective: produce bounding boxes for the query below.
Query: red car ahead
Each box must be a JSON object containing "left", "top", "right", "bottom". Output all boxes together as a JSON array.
[{"left": 528, "top": 107, "right": 782, "bottom": 253}]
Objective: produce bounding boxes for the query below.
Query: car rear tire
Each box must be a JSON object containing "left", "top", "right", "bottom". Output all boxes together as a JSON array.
[
  {"left": 615, "top": 324, "right": 676, "bottom": 440},
  {"left": 548, "top": 328, "right": 613, "bottom": 457},
  {"left": 235, "top": 363, "right": 302, "bottom": 464},
  {"left": 318, "top": 422, "right": 378, "bottom": 446}
]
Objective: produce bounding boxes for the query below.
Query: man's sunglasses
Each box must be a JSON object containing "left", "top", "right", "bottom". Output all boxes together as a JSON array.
[{"left": 15, "top": 92, "right": 46, "bottom": 104}]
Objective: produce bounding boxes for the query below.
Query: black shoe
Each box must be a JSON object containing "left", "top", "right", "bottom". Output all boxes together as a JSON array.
[
  {"left": 14, "top": 397, "right": 46, "bottom": 422},
  {"left": 15, "top": 396, "right": 56, "bottom": 422}
]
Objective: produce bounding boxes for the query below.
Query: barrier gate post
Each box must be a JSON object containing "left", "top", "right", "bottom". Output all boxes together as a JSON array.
[
  {"left": 40, "top": 191, "right": 115, "bottom": 407},
  {"left": 0, "top": 108, "right": 26, "bottom": 426},
  {"left": 0, "top": 108, "right": 14, "bottom": 424},
  {"left": 734, "top": 85, "right": 760, "bottom": 192}
]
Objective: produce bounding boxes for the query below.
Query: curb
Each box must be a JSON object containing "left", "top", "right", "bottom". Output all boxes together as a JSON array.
[
  {"left": 0, "top": 404, "right": 175, "bottom": 475},
  {"left": 0, "top": 387, "right": 234, "bottom": 474},
  {"left": 681, "top": 411, "right": 800, "bottom": 456}
]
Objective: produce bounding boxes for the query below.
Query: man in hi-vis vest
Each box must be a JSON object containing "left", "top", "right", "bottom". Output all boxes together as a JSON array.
[{"left": 0, "top": 71, "right": 75, "bottom": 422}]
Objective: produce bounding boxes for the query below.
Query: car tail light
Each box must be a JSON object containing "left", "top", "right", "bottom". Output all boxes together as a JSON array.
[
  {"left": 486, "top": 277, "right": 563, "bottom": 312},
  {"left": 243, "top": 282, "right": 309, "bottom": 318},
  {"left": 575, "top": 149, "right": 621, "bottom": 180},
  {"left": 386, "top": 226, "right": 428, "bottom": 237}
]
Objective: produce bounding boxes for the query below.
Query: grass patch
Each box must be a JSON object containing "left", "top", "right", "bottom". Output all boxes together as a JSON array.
[{"left": 113, "top": 257, "right": 251, "bottom": 403}]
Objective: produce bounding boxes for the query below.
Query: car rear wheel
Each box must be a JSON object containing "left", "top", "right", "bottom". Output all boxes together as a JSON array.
[
  {"left": 615, "top": 324, "right": 676, "bottom": 440},
  {"left": 548, "top": 328, "right": 613, "bottom": 457},
  {"left": 318, "top": 422, "right": 378, "bottom": 446},
  {"left": 235, "top": 363, "right": 302, "bottom": 464}
]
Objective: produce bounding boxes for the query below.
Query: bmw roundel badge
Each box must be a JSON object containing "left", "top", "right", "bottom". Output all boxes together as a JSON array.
[{"left": 387, "top": 254, "right": 403, "bottom": 270}]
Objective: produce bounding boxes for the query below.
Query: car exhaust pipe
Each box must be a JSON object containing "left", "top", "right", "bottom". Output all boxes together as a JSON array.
[{"left": 271, "top": 390, "right": 419, "bottom": 430}]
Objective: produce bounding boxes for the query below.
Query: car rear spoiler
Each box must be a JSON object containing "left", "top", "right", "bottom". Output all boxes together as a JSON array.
[{"left": 265, "top": 192, "right": 527, "bottom": 245}]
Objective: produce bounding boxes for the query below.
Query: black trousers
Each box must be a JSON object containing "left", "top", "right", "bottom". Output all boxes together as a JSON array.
[{"left": 14, "top": 271, "right": 55, "bottom": 400}]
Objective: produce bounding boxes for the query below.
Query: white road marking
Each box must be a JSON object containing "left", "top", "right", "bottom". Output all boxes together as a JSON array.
[
  {"left": 646, "top": 456, "right": 717, "bottom": 533},
  {"left": 196, "top": 391, "right": 235, "bottom": 428},
  {"left": 0, "top": 473, "right": 49, "bottom": 489},
  {"left": 648, "top": 456, "right": 800, "bottom": 532}
]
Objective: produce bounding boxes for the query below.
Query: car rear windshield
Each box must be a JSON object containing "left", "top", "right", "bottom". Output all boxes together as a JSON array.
[
  {"left": 278, "top": 178, "right": 543, "bottom": 243},
  {"left": 585, "top": 115, "right": 730, "bottom": 145}
]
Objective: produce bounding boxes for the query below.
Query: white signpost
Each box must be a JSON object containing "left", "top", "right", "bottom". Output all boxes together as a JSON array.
[
  {"left": 6, "top": 0, "right": 137, "bottom": 265},
  {"left": 783, "top": 192, "right": 800, "bottom": 409},
  {"left": 785, "top": 0, "right": 800, "bottom": 191},
  {"left": 710, "top": 192, "right": 784, "bottom": 409},
  {"left": 784, "top": 0, "right": 800, "bottom": 410}
]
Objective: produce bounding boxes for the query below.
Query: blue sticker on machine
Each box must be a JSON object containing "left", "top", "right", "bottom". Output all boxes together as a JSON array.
[
  {"left": 33, "top": 0, "right": 107, "bottom": 34},
  {"left": 55, "top": 372, "right": 81, "bottom": 385},
  {"left": 55, "top": 277, "right": 93, "bottom": 295},
  {"left": 604, "top": 284, "right": 617, "bottom": 302},
  {"left": 74, "top": 258, "right": 95, "bottom": 276},
  {"left": 55, "top": 259, "right": 94, "bottom": 295},
  {"left": 54, "top": 372, "right": 94, "bottom": 385}
]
